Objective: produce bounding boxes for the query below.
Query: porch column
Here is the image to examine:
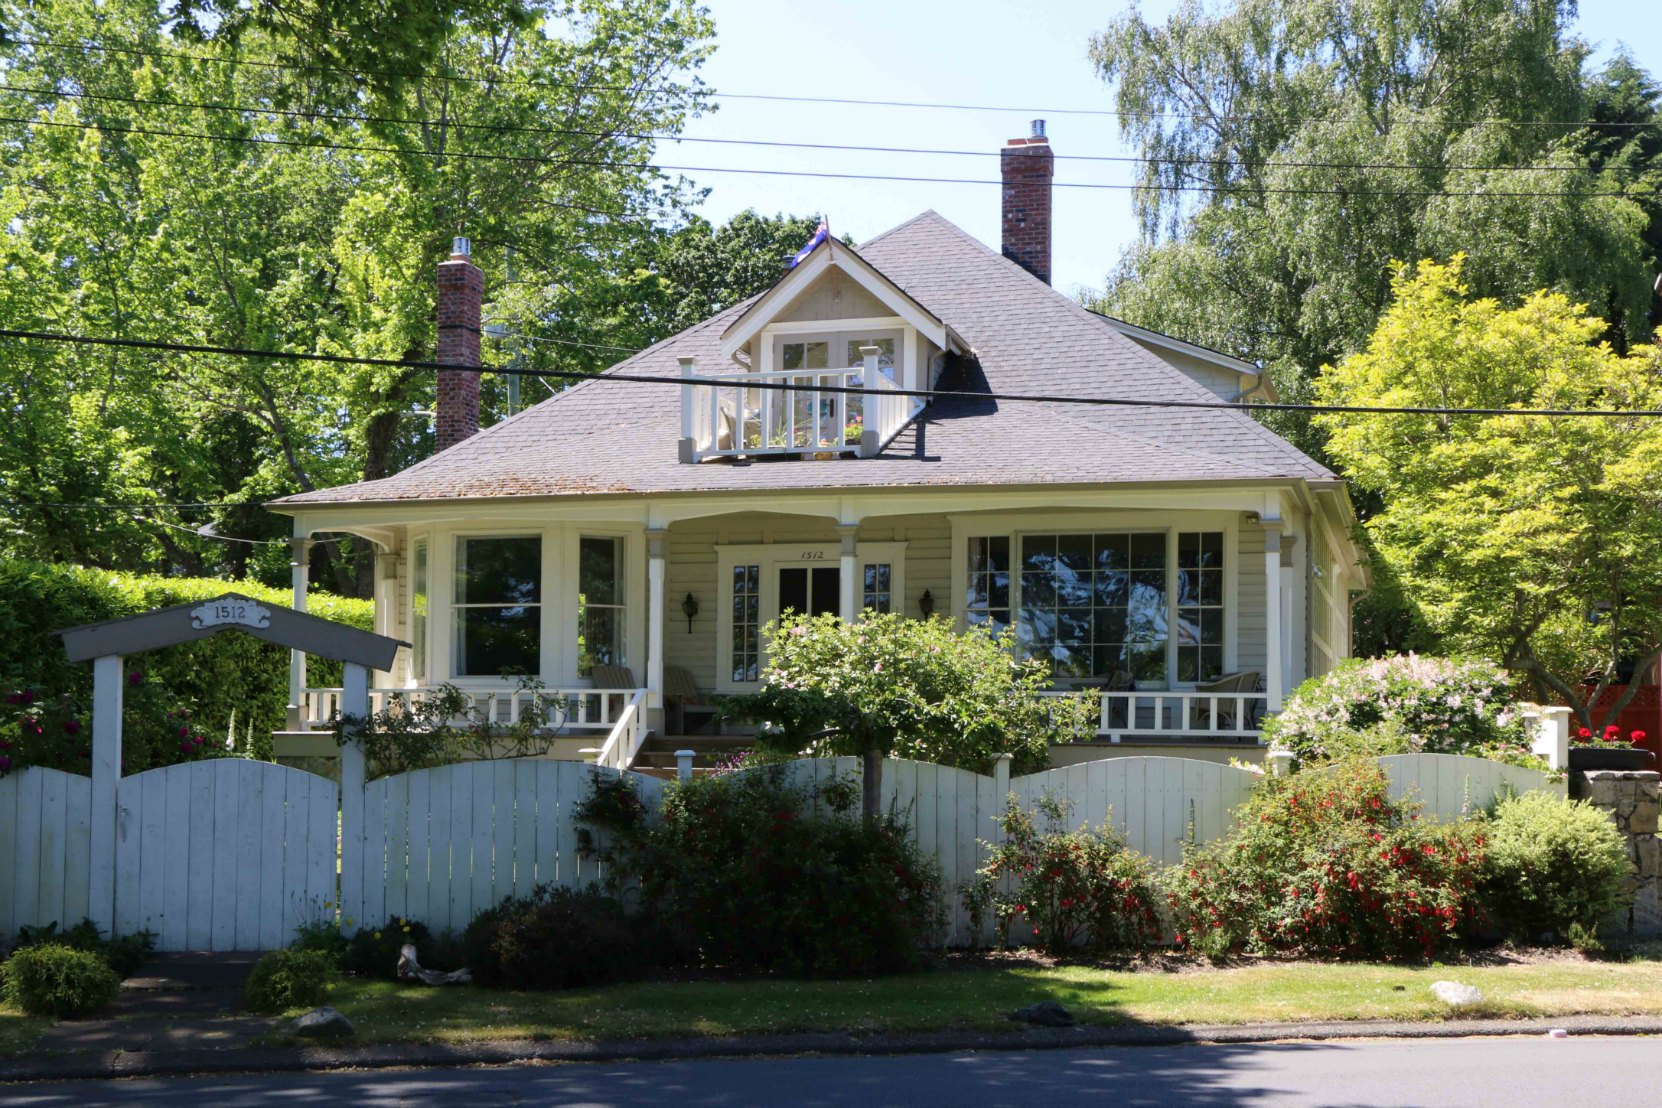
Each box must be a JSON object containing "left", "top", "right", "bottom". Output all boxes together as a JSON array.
[
  {"left": 286, "top": 536, "right": 312, "bottom": 731},
  {"left": 838, "top": 524, "right": 859, "bottom": 622},
  {"left": 647, "top": 529, "right": 667, "bottom": 710},
  {"left": 1263, "top": 526, "right": 1284, "bottom": 712},
  {"left": 87, "top": 653, "right": 123, "bottom": 936}
]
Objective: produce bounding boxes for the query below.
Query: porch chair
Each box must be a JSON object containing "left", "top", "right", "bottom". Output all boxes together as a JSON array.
[
  {"left": 664, "top": 665, "right": 721, "bottom": 736},
  {"left": 1189, "top": 670, "right": 1262, "bottom": 735}
]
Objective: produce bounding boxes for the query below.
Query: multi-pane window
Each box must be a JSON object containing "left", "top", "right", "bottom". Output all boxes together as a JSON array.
[
  {"left": 863, "top": 562, "right": 893, "bottom": 614},
  {"left": 1176, "top": 532, "right": 1226, "bottom": 682},
  {"left": 453, "top": 537, "right": 541, "bottom": 677},
  {"left": 983, "top": 531, "right": 1226, "bottom": 686},
  {"left": 578, "top": 536, "right": 625, "bottom": 676},
  {"left": 965, "top": 536, "right": 1011, "bottom": 633},
  {"left": 731, "top": 564, "right": 761, "bottom": 683},
  {"left": 411, "top": 540, "right": 429, "bottom": 682}
]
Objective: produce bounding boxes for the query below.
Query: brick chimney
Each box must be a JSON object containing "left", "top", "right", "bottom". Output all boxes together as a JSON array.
[
  {"left": 1001, "top": 120, "right": 1053, "bottom": 285},
  {"left": 435, "top": 236, "right": 482, "bottom": 451}
]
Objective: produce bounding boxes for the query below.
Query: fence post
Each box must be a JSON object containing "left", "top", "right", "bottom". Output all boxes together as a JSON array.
[
  {"left": 675, "top": 749, "right": 695, "bottom": 782},
  {"left": 993, "top": 753, "right": 1012, "bottom": 799},
  {"left": 88, "top": 653, "right": 124, "bottom": 937},
  {"left": 337, "top": 661, "right": 369, "bottom": 931},
  {"left": 1537, "top": 706, "right": 1572, "bottom": 771},
  {"left": 1267, "top": 748, "right": 1295, "bottom": 777}
]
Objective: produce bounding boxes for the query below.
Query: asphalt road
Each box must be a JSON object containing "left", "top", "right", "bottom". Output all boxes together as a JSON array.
[{"left": 3, "top": 1036, "right": 1653, "bottom": 1106}]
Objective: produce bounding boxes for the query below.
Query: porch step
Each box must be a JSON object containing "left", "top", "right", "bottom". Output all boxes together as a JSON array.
[{"left": 629, "top": 734, "right": 754, "bottom": 771}]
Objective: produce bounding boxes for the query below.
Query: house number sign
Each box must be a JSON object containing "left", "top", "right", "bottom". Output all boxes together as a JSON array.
[
  {"left": 190, "top": 600, "right": 272, "bottom": 630},
  {"left": 799, "top": 551, "right": 826, "bottom": 560}
]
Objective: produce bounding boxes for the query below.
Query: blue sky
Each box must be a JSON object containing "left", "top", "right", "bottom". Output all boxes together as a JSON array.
[{"left": 671, "top": 0, "right": 1662, "bottom": 298}]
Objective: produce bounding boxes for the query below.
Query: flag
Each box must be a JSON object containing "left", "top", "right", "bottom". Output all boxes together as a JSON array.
[{"left": 788, "top": 219, "right": 829, "bottom": 268}]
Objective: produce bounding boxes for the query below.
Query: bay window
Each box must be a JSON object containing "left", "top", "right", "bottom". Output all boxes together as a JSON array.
[
  {"left": 578, "top": 536, "right": 625, "bottom": 676},
  {"left": 453, "top": 536, "right": 541, "bottom": 677},
  {"left": 968, "top": 529, "right": 1227, "bottom": 687},
  {"left": 411, "top": 539, "right": 429, "bottom": 683}
]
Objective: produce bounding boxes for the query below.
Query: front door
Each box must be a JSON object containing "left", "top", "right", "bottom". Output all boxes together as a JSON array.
[{"left": 778, "top": 565, "right": 841, "bottom": 618}]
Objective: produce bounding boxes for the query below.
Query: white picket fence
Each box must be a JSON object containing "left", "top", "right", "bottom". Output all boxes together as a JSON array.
[
  {"left": 0, "top": 768, "right": 94, "bottom": 941},
  {"left": 347, "top": 760, "right": 661, "bottom": 933},
  {"left": 2, "top": 750, "right": 1563, "bottom": 951},
  {"left": 113, "top": 760, "right": 339, "bottom": 951}
]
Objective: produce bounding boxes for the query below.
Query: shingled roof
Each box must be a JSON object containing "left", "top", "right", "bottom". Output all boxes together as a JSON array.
[{"left": 273, "top": 211, "right": 1333, "bottom": 508}]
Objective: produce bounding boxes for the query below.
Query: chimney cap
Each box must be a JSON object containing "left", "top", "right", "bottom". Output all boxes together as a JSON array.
[
  {"left": 1030, "top": 119, "right": 1047, "bottom": 140},
  {"left": 451, "top": 236, "right": 472, "bottom": 259}
]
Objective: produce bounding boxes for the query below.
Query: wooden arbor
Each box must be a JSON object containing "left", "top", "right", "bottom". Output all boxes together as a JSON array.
[{"left": 56, "top": 594, "right": 403, "bottom": 939}]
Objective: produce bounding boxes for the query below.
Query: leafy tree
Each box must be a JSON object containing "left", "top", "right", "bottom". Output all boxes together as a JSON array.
[
  {"left": 1315, "top": 257, "right": 1662, "bottom": 730},
  {"left": 649, "top": 210, "right": 829, "bottom": 335},
  {"left": 738, "top": 612, "right": 1094, "bottom": 820},
  {"left": 1086, "top": 0, "right": 1654, "bottom": 455},
  {"left": 1579, "top": 49, "right": 1662, "bottom": 339},
  {"left": 0, "top": 0, "right": 712, "bottom": 590}
]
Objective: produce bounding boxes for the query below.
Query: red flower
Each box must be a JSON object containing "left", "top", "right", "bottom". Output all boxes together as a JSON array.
[
  {"left": 1605, "top": 725, "right": 1621, "bottom": 737},
  {"left": 1632, "top": 731, "right": 1648, "bottom": 744},
  {"left": 63, "top": 719, "right": 81, "bottom": 735},
  {"left": 1577, "top": 727, "right": 1592, "bottom": 739}
]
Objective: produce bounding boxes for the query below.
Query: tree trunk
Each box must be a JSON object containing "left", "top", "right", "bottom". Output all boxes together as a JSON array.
[{"left": 862, "top": 742, "right": 883, "bottom": 823}]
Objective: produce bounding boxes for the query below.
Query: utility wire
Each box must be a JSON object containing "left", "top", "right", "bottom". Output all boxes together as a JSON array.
[
  {"left": 4, "top": 327, "right": 1659, "bottom": 420},
  {"left": 0, "top": 81, "right": 1646, "bottom": 177},
  {"left": 0, "top": 114, "right": 1633, "bottom": 200},
  {"left": 9, "top": 33, "right": 1657, "bottom": 130}
]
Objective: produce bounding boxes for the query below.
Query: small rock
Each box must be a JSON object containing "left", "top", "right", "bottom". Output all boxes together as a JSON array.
[
  {"left": 1430, "top": 981, "right": 1483, "bottom": 1009},
  {"left": 291, "top": 1006, "right": 355, "bottom": 1041},
  {"left": 1009, "top": 1000, "right": 1076, "bottom": 1027}
]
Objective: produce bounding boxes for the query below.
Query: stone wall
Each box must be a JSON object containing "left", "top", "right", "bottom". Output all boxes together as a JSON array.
[{"left": 1571, "top": 769, "right": 1661, "bottom": 939}]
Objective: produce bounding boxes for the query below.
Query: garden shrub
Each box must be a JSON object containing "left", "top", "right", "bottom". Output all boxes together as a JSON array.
[
  {"left": 577, "top": 767, "right": 944, "bottom": 977},
  {"left": 1165, "top": 761, "right": 1485, "bottom": 961},
  {"left": 9, "top": 918, "right": 155, "bottom": 978},
  {"left": 965, "top": 794, "right": 1162, "bottom": 954},
  {"left": 0, "top": 559, "right": 371, "bottom": 770},
  {"left": 241, "top": 949, "right": 335, "bottom": 1013},
  {"left": 341, "top": 917, "right": 449, "bottom": 979},
  {"left": 1, "top": 944, "right": 122, "bottom": 1017},
  {"left": 1477, "top": 791, "right": 1631, "bottom": 945},
  {"left": 462, "top": 886, "right": 646, "bottom": 990},
  {"left": 1264, "top": 654, "right": 1528, "bottom": 765}
]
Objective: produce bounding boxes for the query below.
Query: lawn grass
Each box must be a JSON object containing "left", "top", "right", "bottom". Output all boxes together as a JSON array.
[
  {"left": 0, "top": 1002, "right": 50, "bottom": 1057},
  {"left": 279, "top": 955, "right": 1662, "bottom": 1046}
]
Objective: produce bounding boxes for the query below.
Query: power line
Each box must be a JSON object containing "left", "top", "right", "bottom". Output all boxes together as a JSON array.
[
  {"left": 0, "top": 113, "right": 1632, "bottom": 200},
  {"left": 9, "top": 33, "right": 1655, "bottom": 130},
  {"left": 4, "top": 326, "right": 1660, "bottom": 420},
  {"left": 0, "top": 81, "right": 1646, "bottom": 177}
]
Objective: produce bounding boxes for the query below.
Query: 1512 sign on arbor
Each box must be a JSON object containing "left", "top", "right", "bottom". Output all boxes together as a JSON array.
[{"left": 189, "top": 600, "right": 272, "bottom": 630}]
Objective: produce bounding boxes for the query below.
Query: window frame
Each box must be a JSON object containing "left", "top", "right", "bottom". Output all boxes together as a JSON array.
[
  {"left": 450, "top": 533, "right": 546, "bottom": 681},
  {"left": 410, "top": 537, "right": 429, "bottom": 684},
  {"left": 576, "top": 534, "right": 628, "bottom": 677},
  {"left": 949, "top": 512, "right": 1239, "bottom": 690}
]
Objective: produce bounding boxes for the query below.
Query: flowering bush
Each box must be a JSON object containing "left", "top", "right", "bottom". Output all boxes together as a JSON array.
[
  {"left": 965, "top": 793, "right": 1162, "bottom": 954},
  {"left": 575, "top": 766, "right": 944, "bottom": 976},
  {"left": 1264, "top": 654, "right": 1523, "bottom": 764},
  {"left": 2, "top": 674, "right": 225, "bottom": 778},
  {"left": 1165, "top": 761, "right": 1485, "bottom": 961}
]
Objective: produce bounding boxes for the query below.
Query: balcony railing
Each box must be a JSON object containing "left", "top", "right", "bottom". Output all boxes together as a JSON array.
[
  {"left": 1042, "top": 689, "right": 1267, "bottom": 744},
  {"left": 679, "top": 352, "right": 919, "bottom": 463},
  {"left": 298, "top": 685, "right": 639, "bottom": 734}
]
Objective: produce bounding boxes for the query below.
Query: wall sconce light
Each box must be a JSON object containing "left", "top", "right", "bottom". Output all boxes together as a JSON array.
[
  {"left": 918, "top": 589, "right": 935, "bottom": 619},
  {"left": 681, "top": 592, "right": 700, "bottom": 633}
]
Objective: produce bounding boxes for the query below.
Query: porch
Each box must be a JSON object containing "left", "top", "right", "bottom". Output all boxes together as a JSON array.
[{"left": 281, "top": 490, "right": 1345, "bottom": 771}]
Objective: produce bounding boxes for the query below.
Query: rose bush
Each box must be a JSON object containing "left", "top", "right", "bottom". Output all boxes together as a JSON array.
[{"left": 2, "top": 673, "right": 225, "bottom": 777}]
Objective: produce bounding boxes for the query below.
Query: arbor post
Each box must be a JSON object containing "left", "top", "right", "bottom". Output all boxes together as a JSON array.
[
  {"left": 337, "top": 661, "right": 370, "bottom": 929},
  {"left": 88, "top": 653, "right": 124, "bottom": 936}
]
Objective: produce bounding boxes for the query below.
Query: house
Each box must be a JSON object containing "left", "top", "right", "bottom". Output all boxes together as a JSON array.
[{"left": 268, "top": 122, "right": 1365, "bottom": 770}]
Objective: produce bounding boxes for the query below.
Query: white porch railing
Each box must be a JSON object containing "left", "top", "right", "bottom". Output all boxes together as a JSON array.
[
  {"left": 298, "top": 685, "right": 643, "bottom": 735},
  {"left": 679, "top": 352, "right": 921, "bottom": 463},
  {"left": 1043, "top": 689, "right": 1268, "bottom": 743},
  {"left": 586, "top": 688, "right": 649, "bottom": 772}
]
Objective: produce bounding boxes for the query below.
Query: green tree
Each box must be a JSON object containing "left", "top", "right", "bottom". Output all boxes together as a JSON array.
[
  {"left": 1315, "top": 257, "right": 1662, "bottom": 729},
  {"left": 739, "top": 612, "right": 1093, "bottom": 820},
  {"left": 1086, "top": 0, "right": 1653, "bottom": 455},
  {"left": 649, "top": 210, "right": 828, "bottom": 335},
  {"left": 0, "top": 0, "right": 712, "bottom": 590}
]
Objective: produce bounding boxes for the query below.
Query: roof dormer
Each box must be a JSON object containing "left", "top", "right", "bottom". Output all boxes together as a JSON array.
[{"left": 679, "top": 237, "right": 965, "bottom": 464}]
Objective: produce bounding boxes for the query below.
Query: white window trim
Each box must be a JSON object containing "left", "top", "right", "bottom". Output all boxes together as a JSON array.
[
  {"left": 947, "top": 511, "right": 1239, "bottom": 690},
  {"left": 450, "top": 532, "right": 547, "bottom": 682},
  {"left": 714, "top": 541, "right": 907, "bottom": 694},
  {"left": 409, "top": 536, "right": 429, "bottom": 685}
]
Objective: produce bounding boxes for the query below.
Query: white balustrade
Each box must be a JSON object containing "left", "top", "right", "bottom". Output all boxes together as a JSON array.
[
  {"left": 298, "top": 685, "right": 643, "bottom": 734},
  {"left": 679, "top": 364, "right": 922, "bottom": 462},
  {"left": 1040, "top": 689, "right": 1267, "bottom": 743}
]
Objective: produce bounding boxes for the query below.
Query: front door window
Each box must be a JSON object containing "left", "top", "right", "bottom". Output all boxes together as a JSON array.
[{"left": 778, "top": 565, "right": 840, "bottom": 617}]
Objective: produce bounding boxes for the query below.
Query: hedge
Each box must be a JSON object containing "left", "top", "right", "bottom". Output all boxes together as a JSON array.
[{"left": 0, "top": 560, "right": 372, "bottom": 742}]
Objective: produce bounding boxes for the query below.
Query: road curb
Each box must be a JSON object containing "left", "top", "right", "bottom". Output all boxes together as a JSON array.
[{"left": 5, "top": 1013, "right": 1661, "bottom": 1083}]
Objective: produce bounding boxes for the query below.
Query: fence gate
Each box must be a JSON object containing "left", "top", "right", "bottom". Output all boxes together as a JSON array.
[{"left": 114, "top": 759, "right": 338, "bottom": 951}]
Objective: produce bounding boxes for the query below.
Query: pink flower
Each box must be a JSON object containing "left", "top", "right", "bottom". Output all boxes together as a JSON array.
[
  {"left": 63, "top": 719, "right": 81, "bottom": 735},
  {"left": 128, "top": 670, "right": 144, "bottom": 686}
]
